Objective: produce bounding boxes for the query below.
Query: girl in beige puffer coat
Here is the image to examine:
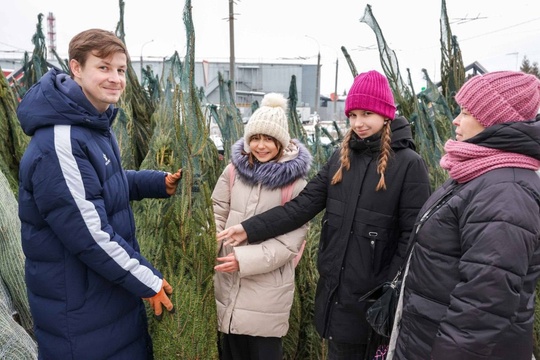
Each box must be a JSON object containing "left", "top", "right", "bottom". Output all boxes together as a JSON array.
[{"left": 212, "top": 92, "right": 312, "bottom": 360}]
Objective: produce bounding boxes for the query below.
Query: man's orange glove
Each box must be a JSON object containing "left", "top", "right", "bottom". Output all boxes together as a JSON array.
[
  {"left": 165, "top": 169, "right": 182, "bottom": 196},
  {"left": 144, "top": 279, "right": 175, "bottom": 321}
]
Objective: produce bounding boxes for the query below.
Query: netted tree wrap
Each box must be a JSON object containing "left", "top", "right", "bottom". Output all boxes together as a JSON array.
[
  {"left": 282, "top": 211, "right": 327, "bottom": 359},
  {"left": 414, "top": 70, "right": 454, "bottom": 188},
  {"left": 358, "top": 3, "right": 455, "bottom": 189},
  {"left": 112, "top": 0, "right": 155, "bottom": 170},
  {"left": 132, "top": 0, "right": 221, "bottom": 358},
  {"left": 133, "top": 87, "right": 221, "bottom": 359},
  {"left": 342, "top": 46, "right": 358, "bottom": 79},
  {"left": 0, "top": 277, "right": 15, "bottom": 316},
  {"left": 49, "top": 49, "right": 69, "bottom": 74},
  {"left": 286, "top": 75, "right": 309, "bottom": 145},
  {"left": 142, "top": 65, "right": 163, "bottom": 106},
  {"left": 13, "top": 14, "right": 49, "bottom": 101},
  {"left": 0, "top": 282, "right": 37, "bottom": 360},
  {"left": 0, "top": 70, "right": 29, "bottom": 196},
  {"left": 360, "top": 4, "right": 415, "bottom": 120},
  {"left": 0, "top": 277, "right": 37, "bottom": 360},
  {"left": 0, "top": 171, "right": 34, "bottom": 336},
  {"left": 207, "top": 72, "right": 244, "bottom": 161},
  {"left": 113, "top": 63, "right": 155, "bottom": 170}
]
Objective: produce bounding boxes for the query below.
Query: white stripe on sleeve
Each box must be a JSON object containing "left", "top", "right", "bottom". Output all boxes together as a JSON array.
[{"left": 54, "top": 125, "right": 161, "bottom": 293}]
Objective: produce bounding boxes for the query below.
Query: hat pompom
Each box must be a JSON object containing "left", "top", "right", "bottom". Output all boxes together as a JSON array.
[
  {"left": 261, "top": 92, "right": 287, "bottom": 111},
  {"left": 243, "top": 93, "right": 291, "bottom": 152}
]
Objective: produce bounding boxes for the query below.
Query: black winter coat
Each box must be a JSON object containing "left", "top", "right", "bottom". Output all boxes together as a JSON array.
[
  {"left": 242, "top": 117, "right": 431, "bottom": 343},
  {"left": 393, "top": 120, "right": 540, "bottom": 360}
]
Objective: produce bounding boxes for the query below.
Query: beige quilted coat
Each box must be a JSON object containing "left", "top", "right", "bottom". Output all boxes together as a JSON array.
[{"left": 212, "top": 144, "right": 309, "bottom": 337}]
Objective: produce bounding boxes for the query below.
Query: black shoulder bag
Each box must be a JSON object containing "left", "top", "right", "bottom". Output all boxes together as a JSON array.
[{"left": 359, "top": 183, "right": 463, "bottom": 338}]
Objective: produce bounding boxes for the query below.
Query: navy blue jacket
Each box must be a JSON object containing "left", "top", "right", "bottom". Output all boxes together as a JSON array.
[{"left": 17, "top": 68, "right": 169, "bottom": 359}]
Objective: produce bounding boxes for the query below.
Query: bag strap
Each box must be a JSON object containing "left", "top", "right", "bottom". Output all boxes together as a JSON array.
[
  {"left": 229, "top": 163, "right": 236, "bottom": 194},
  {"left": 281, "top": 180, "right": 296, "bottom": 205}
]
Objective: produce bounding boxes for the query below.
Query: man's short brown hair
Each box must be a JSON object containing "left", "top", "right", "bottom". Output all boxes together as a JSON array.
[{"left": 68, "top": 28, "right": 128, "bottom": 68}]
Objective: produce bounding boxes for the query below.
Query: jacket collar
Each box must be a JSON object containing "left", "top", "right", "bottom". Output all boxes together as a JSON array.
[
  {"left": 230, "top": 138, "right": 312, "bottom": 189},
  {"left": 17, "top": 67, "right": 116, "bottom": 136}
]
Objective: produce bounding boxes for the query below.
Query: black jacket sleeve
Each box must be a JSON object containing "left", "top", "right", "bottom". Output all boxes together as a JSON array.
[
  {"left": 243, "top": 159, "right": 331, "bottom": 244},
  {"left": 387, "top": 155, "right": 432, "bottom": 278}
]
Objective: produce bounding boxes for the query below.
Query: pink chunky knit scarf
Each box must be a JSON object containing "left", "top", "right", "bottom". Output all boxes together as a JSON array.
[{"left": 440, "top": 140, "right": 540, "bottom": 183}]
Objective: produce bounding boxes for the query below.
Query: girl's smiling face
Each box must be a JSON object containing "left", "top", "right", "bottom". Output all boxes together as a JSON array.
[
  {"left": 249, "top": 134, "right": 281, "bottom": 163},
  {"left": 348, "top": 109, "right": 386, "bottom": 139}
]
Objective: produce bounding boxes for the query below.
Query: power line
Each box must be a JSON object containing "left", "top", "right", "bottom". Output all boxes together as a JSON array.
[
  {"left": 459, "top": 17, "right": 540, "bottom": 42},
  {"left": 0, "top": 41, "right": 30, "bottom": 52}
]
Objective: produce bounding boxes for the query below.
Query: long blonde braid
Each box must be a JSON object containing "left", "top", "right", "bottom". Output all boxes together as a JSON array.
[
  {"left": 375, "top": 122, "right": 392, "bottom": 191},
  {"left": 330, "top": 130, "right": 353, "bottom": 185}
]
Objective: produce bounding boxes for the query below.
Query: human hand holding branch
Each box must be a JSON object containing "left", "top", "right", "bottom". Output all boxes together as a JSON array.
[{"left": 165, "top": 169, "right": 182, "bottom": 195}]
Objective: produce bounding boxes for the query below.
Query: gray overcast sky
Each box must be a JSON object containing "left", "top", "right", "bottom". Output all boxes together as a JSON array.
[{"left": 1, "top": 0, "right": 539, "bottom": 95}]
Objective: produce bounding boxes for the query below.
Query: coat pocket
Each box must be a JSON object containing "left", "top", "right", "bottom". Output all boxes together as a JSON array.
[
  {"left": 362, "top": 230, "right": 391, "bottom": 274},
  {"left": 354, "top": 210, "right": 396, "bottom": 275}
]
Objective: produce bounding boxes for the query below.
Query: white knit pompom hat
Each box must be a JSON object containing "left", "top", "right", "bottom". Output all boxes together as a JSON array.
[{"left": 244, "top": 92, "right": 290, "bottom": 152}]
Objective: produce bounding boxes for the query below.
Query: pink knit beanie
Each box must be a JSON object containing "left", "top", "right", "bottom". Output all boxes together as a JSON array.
[
  {"left": 455, "top": 70, "right": 540, "bottom": 127},
  {"left": 345, "top": 70, "right": 396, "bottom": 120}
]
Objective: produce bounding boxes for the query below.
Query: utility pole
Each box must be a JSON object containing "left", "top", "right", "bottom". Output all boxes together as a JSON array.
[
  {"left": 229, "top": 0, "right": 236, "bottom": 103},
  {"left": 333, "top": 56, "right": 339, "bottom": 119},
  {"left": 315, "top": 51, "right": 320, "bottom": 115},
  {"left": 305, "top": 35, "right": 320, "bottom": 115}
]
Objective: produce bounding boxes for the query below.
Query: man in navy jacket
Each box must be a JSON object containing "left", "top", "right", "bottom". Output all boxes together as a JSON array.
[{"left": 17, "top": 28, "right": 180, "bottom": 359}]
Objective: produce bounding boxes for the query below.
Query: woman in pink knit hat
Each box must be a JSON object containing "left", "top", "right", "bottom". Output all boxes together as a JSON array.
[
  {"left": 217, "top": 70, "right": 431, "bottom": 359},
  {"left": 389, "top": 70, "right": 540, "bottom": 360}
]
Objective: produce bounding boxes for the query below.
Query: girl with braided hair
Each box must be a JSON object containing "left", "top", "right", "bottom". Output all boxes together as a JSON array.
[{"left": 217, "top": 70, "right": 431, "bottom": 359}]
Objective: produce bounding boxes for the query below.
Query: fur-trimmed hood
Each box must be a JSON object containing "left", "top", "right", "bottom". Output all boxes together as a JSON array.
[{"left": 230, "top": 138, "right": 312, "bottom": 190}]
